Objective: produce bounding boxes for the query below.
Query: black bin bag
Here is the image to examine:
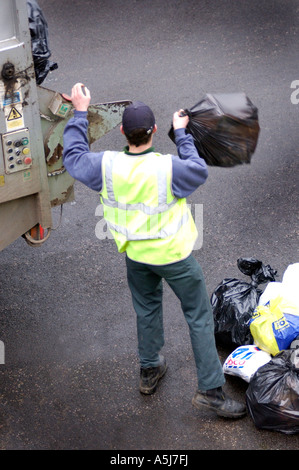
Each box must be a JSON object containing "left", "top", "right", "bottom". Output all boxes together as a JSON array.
[
  {"left": 27, "top": 0, "right": 58, "bottom": 85},
  {"left": 211, "top": 258, "right": 277, "bottom": 348},
  {"left": 246, "top": 349, "right": 299, "bottom": 434},
  {"left": 168, "top": 93, "right": 260, "bottom": 167}
]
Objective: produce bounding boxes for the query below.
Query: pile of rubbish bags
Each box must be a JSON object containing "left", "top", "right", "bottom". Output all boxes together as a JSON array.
[{"left": 211, "top": 260, "right": 299, "bottom": 434}]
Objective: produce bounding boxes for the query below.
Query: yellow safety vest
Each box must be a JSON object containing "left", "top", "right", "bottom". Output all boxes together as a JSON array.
[{"left": 99, "top": 150, "right": 198, "bottom": 265}]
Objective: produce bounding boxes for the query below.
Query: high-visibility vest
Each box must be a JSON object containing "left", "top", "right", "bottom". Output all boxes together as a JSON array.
[{"left": 99, "top": 150, "right": 198, "bottom": 265}]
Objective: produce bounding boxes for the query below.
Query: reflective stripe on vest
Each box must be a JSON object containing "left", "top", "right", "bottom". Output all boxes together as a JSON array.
[{"left": 107, "top": 210, "right": 190, "bottom": 240}]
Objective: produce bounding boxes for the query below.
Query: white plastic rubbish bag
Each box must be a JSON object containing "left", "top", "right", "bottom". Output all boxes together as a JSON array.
[
  {"left": 223, "top": 345, "right": 271, "bottom": 382},
  {"left": 259, "top": 263, "right": 299, "bottom": 308}
]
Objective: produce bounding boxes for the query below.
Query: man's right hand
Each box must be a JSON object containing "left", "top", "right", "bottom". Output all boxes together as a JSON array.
[
  {"left": 173, "top": 109, "right": 189, "bottom": 130},
  {"left": 62, "top": 82, "right": 91, "bottom": 112}
]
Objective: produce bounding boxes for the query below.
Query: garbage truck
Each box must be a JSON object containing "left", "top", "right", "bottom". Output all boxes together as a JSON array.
[{"left": 0, "top": 0, "right": 130, "bottom": 251}]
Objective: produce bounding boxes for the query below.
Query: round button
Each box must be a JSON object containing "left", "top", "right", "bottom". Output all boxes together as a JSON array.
[
  {"left": 22, "top": 147, "right": 30, "bottom": 155},
  {"left": 22, "top": 137, "right": 29, "bottom": 145},
  {"left": 14, "top": 140, "right": 22, "bottom": 147},
  {"left": 24, "top": 156, "right": 32, "bottom": 165}
]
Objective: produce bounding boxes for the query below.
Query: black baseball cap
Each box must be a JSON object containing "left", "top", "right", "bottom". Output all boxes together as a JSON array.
[{"left": 122, "top": 101, "right": 155, "bottom": 135}]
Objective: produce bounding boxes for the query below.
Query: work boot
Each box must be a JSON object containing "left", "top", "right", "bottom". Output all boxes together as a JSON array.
[
  {"left": 192, "top": 386, "right": 247, "bottom": 419},
  {"left": 139, "top": 356, "right": 167, "bottom": 395}
]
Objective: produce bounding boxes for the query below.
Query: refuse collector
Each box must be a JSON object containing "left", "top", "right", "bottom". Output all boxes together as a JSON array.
[{"left": 62, "top": 82, "right": 247, "bottom": 419}]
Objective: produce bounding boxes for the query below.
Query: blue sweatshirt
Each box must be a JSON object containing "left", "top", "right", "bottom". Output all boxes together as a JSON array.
[{"left": 63, "top": 110, "right": 208, "bottom": 198}]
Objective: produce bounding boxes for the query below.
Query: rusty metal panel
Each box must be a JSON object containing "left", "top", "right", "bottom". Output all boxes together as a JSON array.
[
  {"left": 37, "top": 86, "right": 131, "bottom": 206},
  {"left": 86, "top": 102, "right": 131, "bottom": 144}
]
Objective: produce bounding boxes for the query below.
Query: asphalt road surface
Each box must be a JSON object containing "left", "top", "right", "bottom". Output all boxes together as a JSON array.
[{"left": 0, "top": 0, "right": 298, "bottom": 452}]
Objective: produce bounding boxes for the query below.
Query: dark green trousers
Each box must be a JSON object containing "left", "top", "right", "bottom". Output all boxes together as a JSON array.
[{"left": 126, "top": 254, "right": 225, "bottom": 391}]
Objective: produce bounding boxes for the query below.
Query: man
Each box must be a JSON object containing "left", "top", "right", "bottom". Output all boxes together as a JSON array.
[{"left": 63, "top": 82, "right": 246, "bottom": 419}]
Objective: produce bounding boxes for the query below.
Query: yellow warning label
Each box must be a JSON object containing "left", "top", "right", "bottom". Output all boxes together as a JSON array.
[
  {"left": 5, "top": 103, "right": 24, "bottom": 131},
  {"left": 7, "top": 106, "right": 22, "bottom": 121},
  {"left": 0, "top": 175, "right": 5, "bottom": 187}
]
